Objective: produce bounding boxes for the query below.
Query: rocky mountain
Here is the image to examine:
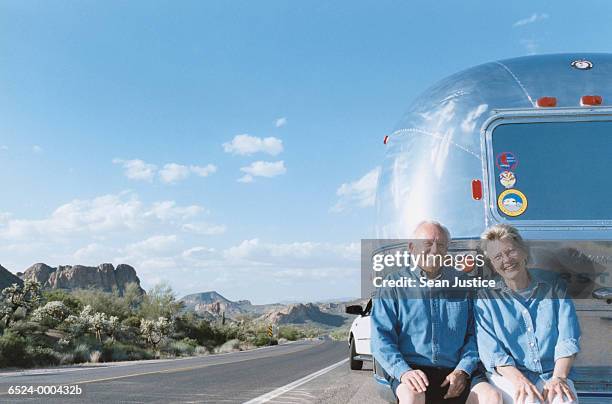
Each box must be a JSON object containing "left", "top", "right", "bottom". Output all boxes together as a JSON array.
[
  {"left": 180, "top": 291, "right": 251, "bottom": 317},
  {"left": 0, "top": 265, "right": 23, "bottom": 290},
  {"left": 257, "top": 303, "right": 347, "bottom": 327},
  {"left": 19, "top": 263, "right": 145, "bottom": 296}
]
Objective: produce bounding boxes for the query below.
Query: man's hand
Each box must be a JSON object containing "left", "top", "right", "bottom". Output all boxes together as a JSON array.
[
  {"left": 441, "top": 370, "right": 468, "bottom": 399},
  {"left": 400, "top": 369, "right": 429, "bottom": 393},
  {"left": 542, "top": 377, "right": 576, "bottom": 404}
]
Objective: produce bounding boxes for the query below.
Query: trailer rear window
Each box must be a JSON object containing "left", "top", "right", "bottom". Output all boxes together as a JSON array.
[{"left": 490, "top": 120, "right": 612, "bottom": 221}]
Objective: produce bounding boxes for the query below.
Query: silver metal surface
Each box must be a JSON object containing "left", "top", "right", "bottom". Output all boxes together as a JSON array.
[{"left": 376, "top": 53, "right": 612, "bottom": 240}]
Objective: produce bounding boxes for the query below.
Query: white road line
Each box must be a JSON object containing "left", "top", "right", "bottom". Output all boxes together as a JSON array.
[{"left": 243, "top": 358, "right": 348, "bottom": 404}]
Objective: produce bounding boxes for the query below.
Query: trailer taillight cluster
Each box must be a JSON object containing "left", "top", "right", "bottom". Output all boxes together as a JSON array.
[{"left": 536, "top": 95, "right": 604, "bottom": 107}]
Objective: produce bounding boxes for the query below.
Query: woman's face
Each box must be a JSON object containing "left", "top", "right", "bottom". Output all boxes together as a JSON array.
[{"left": 486, "top": 239, "right": 528, "bottom": 281}]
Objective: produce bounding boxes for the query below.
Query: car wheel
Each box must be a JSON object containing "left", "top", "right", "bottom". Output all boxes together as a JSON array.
[{"left": 349, "top": 337, "right": 363, "bottom": 370}]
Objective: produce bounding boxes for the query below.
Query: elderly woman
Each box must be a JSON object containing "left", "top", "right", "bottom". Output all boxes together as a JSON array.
[{"left": 475, "top": 224, "right": 581, "bottom": 404}]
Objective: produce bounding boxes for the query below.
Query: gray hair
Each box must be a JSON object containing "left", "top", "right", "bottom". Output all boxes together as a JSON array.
[
  {"left": 413, "top": 220, "right": 451, "bottom": 240},
  {"left": 480, "top": 223, "right": 528, "bottom": 255}
]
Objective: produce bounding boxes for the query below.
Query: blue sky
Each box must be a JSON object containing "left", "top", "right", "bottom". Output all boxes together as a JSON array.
[{"left": 1, "top": 1, "right": 611, "bottom": 303}]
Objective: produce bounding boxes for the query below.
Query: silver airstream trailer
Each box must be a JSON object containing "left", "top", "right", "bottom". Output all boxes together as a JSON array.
[{"left": 372, "top": 53, "right": 612, "bottom": 401}]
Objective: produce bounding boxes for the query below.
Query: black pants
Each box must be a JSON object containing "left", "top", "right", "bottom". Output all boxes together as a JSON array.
[{"left": 390, "top": 365, "right": 470, "bottom": 404}]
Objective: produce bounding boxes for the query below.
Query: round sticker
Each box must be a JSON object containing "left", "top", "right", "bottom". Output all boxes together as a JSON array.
[
  {"left": 498, "top": 189, "right": 527, "bottom": 217},
  {"left": 499, "top": 171, "right": 516, "bottom": 189},
  {"left": 496, "top": 152, "right": 518, "bottom": 171},
  {"left": 571, "top": 59, "right": 593, "bottom": 70}
]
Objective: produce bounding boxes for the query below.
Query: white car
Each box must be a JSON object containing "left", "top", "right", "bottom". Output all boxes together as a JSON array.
[{"left": 345, "top": 299, "right": 372, "bottom": 370}]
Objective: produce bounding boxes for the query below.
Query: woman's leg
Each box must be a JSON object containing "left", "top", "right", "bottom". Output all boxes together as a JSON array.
[
  {"left": 466, "top": 381, "right": 503, "bottom": 404},
  {"left": 395, "top": 383, "right": 425, "bottom": 404}
]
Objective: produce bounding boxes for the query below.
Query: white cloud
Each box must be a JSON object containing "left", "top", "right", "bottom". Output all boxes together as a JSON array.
[
  {"left": 124, "top": 235, "right": 179, "bottom": 257},
  {"left": 223, "top": 134, "right": 283, "bottom": 156},
  {"left": 147, "top": 201, "right": 204, "bottom": 221},
  {"left": 513, "top": 13, "right": 549, "bottom": 27},
  {"left": 239, "top": 161, "right": 286, "bottom": 182},
  {"left": 275, "top": 117, "right": 287, "bottom": 128},
  {"left": 114, "top": 159, "right": 216, "bottom": 184},
  {"left": 237, "top": 174, "right": 254, "bottom": 183},
  {"left": 0, "top": 145, "right": 8, "bottom": 151},
  {"left": 159, "top": 163, "right": 190, "bottom": 184},
  {"left": 32, "top": 145, "right": 44, "bottom": 154},
  {"left": 113, "top": 158, "right": 157, "bottom": 182},
  {"left": 73, "top": 243, "right": 117, "bottom": 265},
  {"left": 331, "top": 167, "right": 380, "bottom": 212},
  {"left": 0, "top": 192, "right": 208, "bottom": 241},
  {"left": 190, "top": 164, "right": 217, "bottom": 177},
  {"left": 182, "top": 222, "right": 226, "bottom": 235},
  {"left": 223, "top": 239, "right": 360, "bottom": 268}
]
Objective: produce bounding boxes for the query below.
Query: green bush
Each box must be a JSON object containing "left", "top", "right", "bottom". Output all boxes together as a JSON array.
[
  {"left": 72, "top": 343, "right": 91, "bottom": 363},
  {"left": 72, "top": 290, "right": 131, "bottom": 320},
  {"left": 0, "top": 332, "right": 31, "bottom": 368},
  {"left": 278, "top": 326, "right": 301, "bottom": 341},
  {"left": 329, "top": 328, "right": 349, "bottom": 341},
  {"left": 166, "top": 340, "right": 195, "bottom": 356},
  {"left": 42, "top": 290, "right": 82, "bottom": 312},
  {"left": 101, "top": 340, "right": 152, "bottom": 362},
  {"left": 254, "top": 333, "right": 272, "bottom": 347},
  {"left": 26, "top": 346, "right": 61, "bottom": 367}
]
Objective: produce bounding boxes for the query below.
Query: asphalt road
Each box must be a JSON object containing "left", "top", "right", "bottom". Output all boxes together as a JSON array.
[{"left": 0, "top": 339, "right": 374, "bottom": 404}]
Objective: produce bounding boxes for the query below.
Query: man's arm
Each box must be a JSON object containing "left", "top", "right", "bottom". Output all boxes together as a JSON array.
[
  {"left": 454, "top": 296, "right": 479, "bottom": 376},
  {"left": 370, "top": 292, "right": 411, "bottom": 381}
]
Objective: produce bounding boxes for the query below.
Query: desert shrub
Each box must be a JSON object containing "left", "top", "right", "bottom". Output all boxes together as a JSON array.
[
  {"left": 72, "top": 343, "right": 91, "bottom": 363},
  {"left": 42, "top": 290, "right": 82, "bottom": 312},
  {"left": 6, "top": 320, "right": 44, "bottom": 338},
  {"left": 0, "top": 332, "right": 31, "bottom": 368},
  {"left": 329, "top": 328, "right": 349, "bottom": 341},
  {"left": 59, "top": 353, "right": 75, "bottom": 365},
  {"left": 278, "top": 326, "right": 301, "bottom": 341},
  {"left": 122, "top": 316, "right": 141, "bottom": 328},
  {"left": 195, "top": 346, "right": 208, "bottom": 355},
  {"left": 31, "top": 301, "right": 71, "bottom": 328},
  {"left": 101, "top": 340, "right": 151, "bottom": 362},
  {"left": 166, "top": 339, "right": 196, "bottom": 356},
  {"left": 254, "top": 333, "right": 272, "bottom": 347},
  {"left": 72, "top": 290, "right": 131, "bottom": 320},
  {"left": 26, "top": 346, "right": 61, "bottom": 367},
  {"left": 89, "top": 350, "right": 102, "bottom": 363},
  {"left": 138, "top": 283, "right": 183, "bottom": 320}
]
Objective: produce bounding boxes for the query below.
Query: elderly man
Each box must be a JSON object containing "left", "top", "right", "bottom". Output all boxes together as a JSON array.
[{"left": 371, "top": 221, "right": 484, "bottom": 404}]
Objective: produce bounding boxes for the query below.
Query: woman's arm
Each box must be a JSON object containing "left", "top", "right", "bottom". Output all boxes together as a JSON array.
[{"left": 552, "top": 355, "right": 575, "bottom": 379}]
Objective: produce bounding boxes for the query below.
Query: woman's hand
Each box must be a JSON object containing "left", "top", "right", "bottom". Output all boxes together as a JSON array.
[
  {"left": 543, "top": 377, "right": 576, "bottom": 403},
  {"left": 496, "top": 365, "right": 544, "bottom": 404}
]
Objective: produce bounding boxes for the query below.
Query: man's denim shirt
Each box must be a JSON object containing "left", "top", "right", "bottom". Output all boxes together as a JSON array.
[
  {"left": 474, "top": 269, "right": 581, "bottom": 384},
  {"left": 370, "top": 266, "right": 479, "bottom": 381}
]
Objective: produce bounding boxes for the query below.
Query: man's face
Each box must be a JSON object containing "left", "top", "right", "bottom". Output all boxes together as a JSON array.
[{"left": 409, "top": 223, "right": 449, "bottom": 275}]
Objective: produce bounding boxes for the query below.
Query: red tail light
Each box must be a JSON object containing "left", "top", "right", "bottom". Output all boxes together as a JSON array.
[
  {"left": 537, "top": 97, "right": 557, "bottom": 107},
  {"left": 581, "top": 95, "right": 603, "bottom": 106},
  {"left": 471, "top": 180, "right": 482, "bottom": 200}
]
